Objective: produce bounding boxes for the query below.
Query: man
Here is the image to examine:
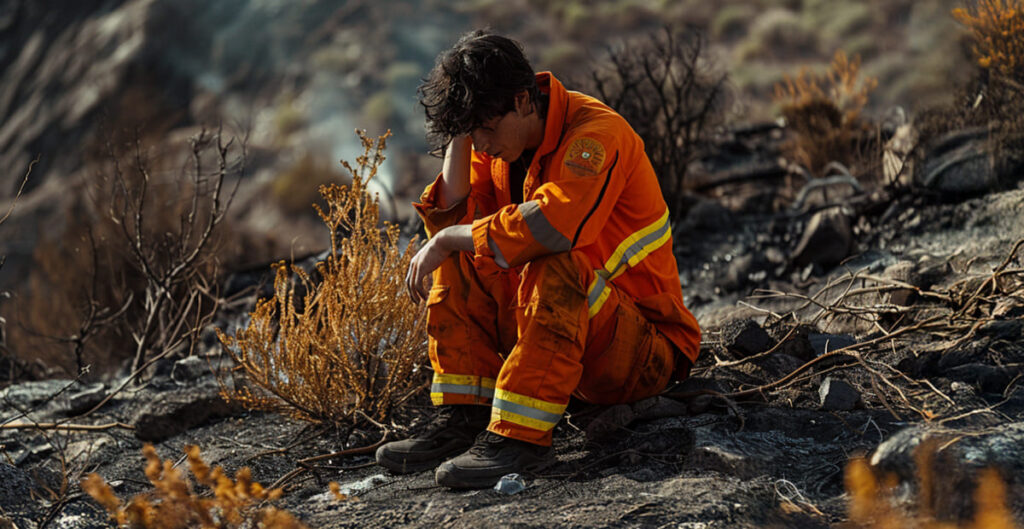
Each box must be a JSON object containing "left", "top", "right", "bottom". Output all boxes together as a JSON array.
[{"left": 375, "top": 30, "right": 701, "bottom": 489}]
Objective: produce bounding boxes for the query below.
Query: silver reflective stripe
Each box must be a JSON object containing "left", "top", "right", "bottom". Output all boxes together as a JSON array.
[
  {"left": 493, "top": 397, "right": 563, "bottom": 425},
  {"left": 610, "top": 216, "right": 671, "bottom": 275},
  {"left": 431, "top": 383, "right": 495, "bottom": 399},
  {"left": 588, "top": 272, "right": 607, "bottom": 307},
  {"left": 518, "top": 201, "right": 571, "bottom": 252}
]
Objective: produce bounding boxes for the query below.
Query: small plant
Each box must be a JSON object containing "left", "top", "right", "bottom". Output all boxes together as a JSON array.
[
  {"left": 82, "top": 444, "right": 309, "bottom": 529},
  {"left": 217, "top": 130, "right": 427, "bottom": 424},
  {"left": 773, "top": 50, "right": 879, "bottom": 180},
  {"left": 953, "top": 0, "right": 1024, "bottom": 83}
]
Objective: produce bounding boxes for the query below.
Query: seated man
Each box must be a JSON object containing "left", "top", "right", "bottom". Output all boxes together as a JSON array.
[{"left": 376, "top": 30, "right": 701, "bottom": 489}]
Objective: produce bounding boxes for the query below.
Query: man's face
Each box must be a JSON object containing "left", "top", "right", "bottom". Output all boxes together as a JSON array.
[{"left": 469, "top": 92, "right": 533, "bottom": 163}]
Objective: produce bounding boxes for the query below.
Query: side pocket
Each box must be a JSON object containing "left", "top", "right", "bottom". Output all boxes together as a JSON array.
[{"left": 426, "top": 285, "right": 461, "bottom": 345}]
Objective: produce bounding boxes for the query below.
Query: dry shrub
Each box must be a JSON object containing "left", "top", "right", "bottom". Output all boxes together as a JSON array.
[
  {"left": 6, "top": 128, "right": 250, "bottom": 378},
  {"left": 774, "top": 50, "right": 879, "bottom": 179},
  {"left": 845, "top": 443, "right": 1020, "bottom": 529},
  {"left": 583, "top": 27, "right": 727, "bottom": 224},
  {"left": 82, "top": 444, "right": 313, "bottom": 529},
  {"left": 217, "top": 131, "right": 427, "bottom": 424},
  {"left": 953, "top": 0, "right": 1024, "bottom": 83}
]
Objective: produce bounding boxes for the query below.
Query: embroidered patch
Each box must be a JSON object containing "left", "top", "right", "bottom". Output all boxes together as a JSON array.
[{"left": 563, "top": 137, "right": 606, "bottom": 176}]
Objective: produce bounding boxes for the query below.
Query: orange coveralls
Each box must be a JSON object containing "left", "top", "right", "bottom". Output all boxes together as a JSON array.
[{"left": 413, "top": 72, "right": 701, "bottom": 446}]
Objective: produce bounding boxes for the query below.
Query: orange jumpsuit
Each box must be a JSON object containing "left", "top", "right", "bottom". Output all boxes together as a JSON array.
[{"left": 413, "top": 72, "right": 701, "bottom": 446}]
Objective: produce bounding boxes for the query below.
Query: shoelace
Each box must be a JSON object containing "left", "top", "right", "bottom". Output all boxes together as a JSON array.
[{"left": 468, "top": 431, "right": 508, "bottom": 455}]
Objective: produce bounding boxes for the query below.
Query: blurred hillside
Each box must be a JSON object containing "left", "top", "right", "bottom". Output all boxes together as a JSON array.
[{"left": 0, "top": 0, "right": 975, "bottom": 376}]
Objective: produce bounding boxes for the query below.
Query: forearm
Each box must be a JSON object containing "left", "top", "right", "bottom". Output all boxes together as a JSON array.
[
  {"left": 434, "top": 224, "right": 474, "bottom": 253},
  {"left": 438, "top": 136, "right": 472, "bottom": 209}
]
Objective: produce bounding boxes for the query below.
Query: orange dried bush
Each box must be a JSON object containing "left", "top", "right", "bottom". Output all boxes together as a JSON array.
[
  {"left": 773, "top": 50, "right": 879, "bottom": 179},
  {"left": 953, "top": 0, "right": 1024, "bottom": 82},
  {"left": 217, "top": 130, "right": 427, "bottom": 424},
  {"left": 845, "top": 442, "right": 1020, "bottom": 529},
  {"left": 82, "top": 444, "right": 308, "bottom": 529}
]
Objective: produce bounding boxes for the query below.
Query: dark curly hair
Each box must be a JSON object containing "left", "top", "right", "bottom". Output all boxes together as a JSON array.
[{"left": 419, "top": 30, "right": 540, "bottom": 156}]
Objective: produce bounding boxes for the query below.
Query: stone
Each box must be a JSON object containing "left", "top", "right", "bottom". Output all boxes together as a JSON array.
[
  {"left": 818, "top": 377, "right": 859, "bottom": 411},
  {"left": 978, "top": 319, "right": 1022, "bottom": 341},
  {"left": 171, "top": 355, "right": 213, "bottom": 384},
  {"left": 65, "top": 383, "right": 106, "bottom": 416},
  {"left": 946, "top": 363, "right": 1014, "bottom": 395},
  {"left": 132, "top": 384, "right": 243, "bottom": 442},
  {"left": 790, "top": 207, "right": 852, "bottom": 269},
  {"left": 870, "top": 423, "right": 1024, "bottom": 521},
  {"left": 721, "top": 319, "right": 775, "bottom": 359},
  {"left": 807, "top": 333, "right": 856, "bottom": 355}
]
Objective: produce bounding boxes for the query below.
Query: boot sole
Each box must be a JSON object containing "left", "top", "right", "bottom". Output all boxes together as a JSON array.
[
  {"left": 375, "top": 445, "right": 466, "bottom": 475},
  {"left": 435, "top": 455, "right": 555, "bottom": 489}
]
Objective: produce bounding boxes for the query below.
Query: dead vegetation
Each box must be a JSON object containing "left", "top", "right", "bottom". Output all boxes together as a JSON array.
[
  {"left": 5, "top": 127, "right": 248, "bottom": 379},
  {"left": 82, "top": 444, "right": 317, "bottom": 529},
  {"left": 583, "top": 27, "right": 728, "bottom": 222},
  {"left": 217, "top": 131, "right": 427, "bottom": 425},
  {"left": 773, "top": 50, "right": 880, "bottom": 184}
]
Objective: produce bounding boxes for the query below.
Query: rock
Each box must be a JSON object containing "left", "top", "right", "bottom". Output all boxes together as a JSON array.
[
  {"left": 171, "top": 355, "right": 213, "bottom": 384},
  {"left": 0, "top": 380, "right": 77, "bottom": 416},
  {"left": 790, "top": 207, "right": 851, "bottom": 269},
  {"left": 807, "top": 333, "right": 856, "bottom": 355},
  {"left": 65, "top": 383, "right": 106, "bottom": 416},
  {"left": 721, "top": 319, "right": 775, "bottom": 359},
  {"left": 882, "top": 260, "right": 917, "bottom": 306},
  {"left": 918, "top": 127, "right": 1001, "bottom": 195},
  {"left": 818, "top": 377, "right": 859, "bottom": 411},
  {"left": 946, "top": 363, "right": 1014, "bottom": 395},
  {"left": 978, "top": 319, "right": 1022, "bottom": 341},
  {"left": 132, "top": 384, "right": 243, "bottom": 442},
  {"left": 870, "top": 423, "right": 1024, "bottom": 521}
]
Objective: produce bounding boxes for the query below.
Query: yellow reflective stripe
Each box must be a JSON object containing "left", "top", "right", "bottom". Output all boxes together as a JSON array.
[
  {"left": 430, "top": 373, "right": 496, "bottom": 403},
  {"left": 586, "top": 209, "right": 671, "bottom": 319},
  {"left": 603, "top": 209, "right": 670, "bottom": 275},
  {"left": 493, "top": 388, "right": 566, "bottom": 416},
  {"left": 432, "top": 373, "right": 497, "bottom": 388},
  {"left": 587, "top": 272, "right": 611, "bottom": 318},
  {"left": 491, "top": 407, "right": 558, "bottom": 431}
]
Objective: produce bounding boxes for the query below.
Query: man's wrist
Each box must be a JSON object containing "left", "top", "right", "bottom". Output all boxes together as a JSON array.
[{"left": 437, "top": 224, "right": 475, "bottom": 253}]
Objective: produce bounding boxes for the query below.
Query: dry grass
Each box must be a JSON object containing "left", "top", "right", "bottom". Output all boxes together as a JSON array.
[
  {"left": 953, "top": 0, "right": 1024, "bottom": 83},
  {"left": 217, "top": 130, "right": 427, "bottom": 424},
  {"left": 82, "top": 444, "right": 317, "bottom": 529},
  {"left": 774, "top": 50, "right": 879, "bottom": 180}
]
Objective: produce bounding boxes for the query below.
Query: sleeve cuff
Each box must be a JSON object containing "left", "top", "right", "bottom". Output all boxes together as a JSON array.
[
  {"left": 471, "top": 217, "right": 494, "bottom": 258},
  {"left": 413, "top": 175, "right": 471, "bottom": 237}
]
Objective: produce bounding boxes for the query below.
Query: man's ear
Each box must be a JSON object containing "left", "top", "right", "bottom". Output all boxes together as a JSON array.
[{"left": 515, "top": 91, "right": 532, "bottom": 116}]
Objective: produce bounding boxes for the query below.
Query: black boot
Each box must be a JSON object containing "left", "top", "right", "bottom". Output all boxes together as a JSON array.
[
  {"left": 376, "top": 405, "right": 490, "bottom": 474},
  {"left": 435, "top": 431, "right": 554, "bottom": 489}
]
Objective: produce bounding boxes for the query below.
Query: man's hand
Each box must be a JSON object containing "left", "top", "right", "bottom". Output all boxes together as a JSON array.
[{"left": 406, "top": 224, "right": 474, "bottom": 303}]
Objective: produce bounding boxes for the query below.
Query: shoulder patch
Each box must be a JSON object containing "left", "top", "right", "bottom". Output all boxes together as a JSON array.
[{"left": 563, "top": 137, "right": 606, "bottom": 176}]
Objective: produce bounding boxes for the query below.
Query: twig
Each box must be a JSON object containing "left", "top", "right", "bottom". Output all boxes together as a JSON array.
[
  {"left": 0, "top": 422, "right": 133, "bottom": 431},
  {"left": 266, "top": 428, "right": 390, "bottom": 492},
  {"left": 0, "top": 155, "right": 37, "bottom": 225}
]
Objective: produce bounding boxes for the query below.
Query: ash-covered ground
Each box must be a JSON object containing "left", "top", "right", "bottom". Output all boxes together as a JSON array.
[{"left": 3, "top": 130, "right": 1023, "bottom": 527}]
